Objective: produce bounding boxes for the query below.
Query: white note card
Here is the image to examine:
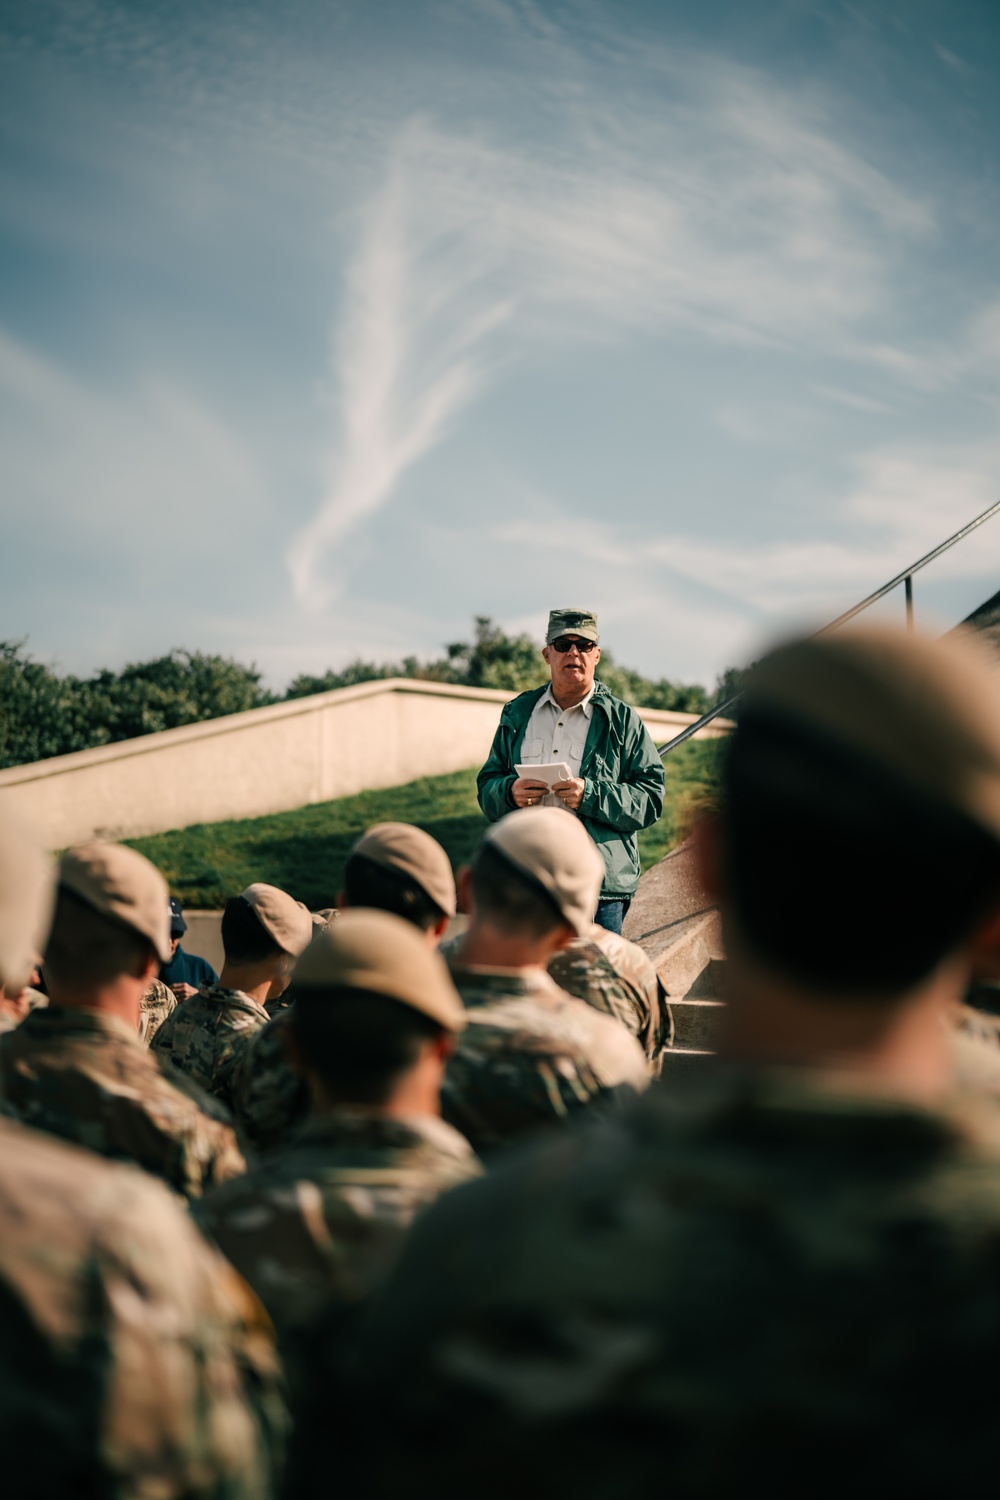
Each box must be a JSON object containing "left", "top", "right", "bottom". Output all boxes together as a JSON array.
[{"left": 515, "top": 761, "right": 573, "bottom": 808}]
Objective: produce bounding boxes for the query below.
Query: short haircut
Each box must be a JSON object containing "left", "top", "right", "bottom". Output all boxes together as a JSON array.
[
  {"left": 343, "top": 853, "right": 447, "bottom": 933},
  {"left": 722, "top": 709, "right": 1000, "bottom": 996},
  {"left": 470, "top": 843, "right": 567, "bottom": 941},
  {"left": 221, "top": 894, "right": 285, "bottom": 965},
  {"left": 44, "top": 888, "right": 154, "bottom": 988},
  {"left": 290, "top": 987, "right": 444, "bottom": 1104}
]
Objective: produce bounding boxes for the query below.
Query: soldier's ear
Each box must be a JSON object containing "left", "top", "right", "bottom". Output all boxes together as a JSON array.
[
  {"left": 969, "top": 900, "right": 1000, "bottom": 981},
  {"left": 434, "top": 1031, "right": 458, "bottom": 1063},
  {"left": 551, "top": 923, "right": 576, "bottom": 953},
  {"left": 135, "top": 946, "right": 159, "bottom": 983}
]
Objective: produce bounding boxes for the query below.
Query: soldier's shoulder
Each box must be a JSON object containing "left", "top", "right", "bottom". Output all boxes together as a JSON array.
[
  {"left": 0, "top": 1114, "right": 198, "bottom": 1264},
  {"left": 455, "top": 971, "right": 648, "bottom": 1089}
]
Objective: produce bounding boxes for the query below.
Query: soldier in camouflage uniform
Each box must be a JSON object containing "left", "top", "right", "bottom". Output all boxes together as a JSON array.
[
  {"left": 0, "top": 799, "right": 285, "bottom": 1497},
  {"left": 231, "top": 824, "right": 457, "bottom": 1154},
  {"left": 548, "top": 922, "right": 671, "bottom": 1063},
  {"left": 199, "top": 909, "right": 478, "bottom": 1344},
  {"left": 0, "top": 843, "right": 245, "bottom": 1198},
  {"left": 152, "top": 881, "right": 312, "bottom": 1109},
  {"left": 310, "top": 627, "right": 1000, "bottom": 1497},
  {"left": 444, "top": 807, "right": 648, "bottom": 1156},
  {"left": 138, "top": 975, "right": 178, "bottom": 1043}
]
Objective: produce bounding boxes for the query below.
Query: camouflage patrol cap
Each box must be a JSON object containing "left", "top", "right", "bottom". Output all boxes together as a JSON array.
[
  {"left": 60, "top": 843, "right": 171, "bottom": 962},
  {"left": 0, "top": 800, "right": 55, "bottom": 991},
  {"left": 351, "top": 822, "right": 457, "bottom": 919},
  {"left": 546, "top": 608, "right": 599, "bottom": 645},
  {"left": 484, "top": 806, "right": 604, "bottom": 935},
  {"left": 241, "top": 883, "right": 313, "bottom": 957},
  {"left": 744, "top": 625, "right": 1000, "bottom": 840},
  {"left": 294, "top": 909, "right": 466, "bottom": 1031}
]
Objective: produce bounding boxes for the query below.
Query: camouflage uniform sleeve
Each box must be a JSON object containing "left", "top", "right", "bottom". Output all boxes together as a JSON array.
[
  {"left": 442, "top": 1034, "right": 639, "bottom": 1156},
  {"left": 99, "top": 1175, "right": 288, "bottom": 1496},
  {"left": 138, "top": 979, "right": 179, "bottom": 1046},
  {"left": 230, "top": 1012, "right": 310, "bottom": 1154},
  {"left": 124, "top": 1078, "right": 248, "bottom": 1200},
  {"left": 0, "top": 1132, "right": 286, "bottom": 1497},
  {"left": 213, "top": 1019, "right": 267, "bottom": 1111}
]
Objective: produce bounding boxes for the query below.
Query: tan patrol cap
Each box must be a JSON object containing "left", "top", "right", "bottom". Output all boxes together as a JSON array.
[
  {"left": 546, "top": 608, "right": 599, "bottom": 645},
  {"left": 484, "top": 806, "right": 604, "bottom": 935},
  {"left": 241, "top": 883, "right": 314, "bottom": 957},
  {"left": 294, "top": 908, "right": 466, "bottom": 1031},
  {"left": 744, "top": 625, "right": 1000, "bottom": 840},
  {"left": 0, "top": 800, "right": 56, "bottom": 991},
  {"left": 59, "top": 843, "right": 171, "bottom": 962},
  {"left": 351, "top": 822, "right": 457, "bottom": 919}
]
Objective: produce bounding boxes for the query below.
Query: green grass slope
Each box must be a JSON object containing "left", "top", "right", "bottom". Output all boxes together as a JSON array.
[{"left": 128, "top": 738, "right": 723, "bottom": 909}]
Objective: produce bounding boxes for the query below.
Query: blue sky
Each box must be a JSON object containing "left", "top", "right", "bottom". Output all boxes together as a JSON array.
[{"left": 2, "top": 0, "right": 999, "bottom": 691}]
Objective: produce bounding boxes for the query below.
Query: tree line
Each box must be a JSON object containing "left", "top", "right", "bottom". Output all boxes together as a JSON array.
[{"left": 0, "top": 618, "right": 732, "bottom": 770}]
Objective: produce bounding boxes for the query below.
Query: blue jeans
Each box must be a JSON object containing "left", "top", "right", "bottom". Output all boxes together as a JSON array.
[{"left": 594, "top": 898, "right": 631, "bottom": 935}]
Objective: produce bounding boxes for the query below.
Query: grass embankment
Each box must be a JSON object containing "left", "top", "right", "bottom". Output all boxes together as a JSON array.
[{"left": 128, "top": 738, "right": 723, "bottom": 910}]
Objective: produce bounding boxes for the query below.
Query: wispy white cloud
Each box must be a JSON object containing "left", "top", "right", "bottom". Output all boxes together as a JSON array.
[
  {"left": 286, "top": 132, "right": 514, "bottom": 605},
  {"left": 288, "top": 52, "right": 940, "bottom": 594}
]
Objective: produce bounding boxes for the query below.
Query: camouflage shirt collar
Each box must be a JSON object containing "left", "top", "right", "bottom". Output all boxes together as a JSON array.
[
  {"left": 296, "top": 1107, "right": 476, "bottom": 1162},
  {"left": 20, "top": 1004, "right": 143, "bottom": 1047},
  {"left": 449, "top": 965, "right": 563, "bottom": 1008},
  {"left": 197, "top": 984, "right": 271, "bottom": 1021}
]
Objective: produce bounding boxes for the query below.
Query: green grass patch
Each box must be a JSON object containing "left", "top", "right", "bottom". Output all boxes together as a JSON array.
[{"left": 127, "top": 739, "right": 723, "bottom": 909}]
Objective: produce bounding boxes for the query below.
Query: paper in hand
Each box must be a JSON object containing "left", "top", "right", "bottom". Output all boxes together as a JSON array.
[{"left": 516, "top": 762, "right": 573, "bottom": 809}]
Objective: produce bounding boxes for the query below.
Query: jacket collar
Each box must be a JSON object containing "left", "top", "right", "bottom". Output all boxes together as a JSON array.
[{"left": 22, "top": 1004, "right": 143, "bottom": 1047}]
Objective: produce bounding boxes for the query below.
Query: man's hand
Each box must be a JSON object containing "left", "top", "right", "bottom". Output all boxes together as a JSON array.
[
  {"left": 170, "top": 982, "right": 199, "bottom": 1002},
  {"left": 552, "top": 777, "right": 586, "bottom": 811},
  {"left": 511, "top": 777, "right": 550, "bottom": 808}
]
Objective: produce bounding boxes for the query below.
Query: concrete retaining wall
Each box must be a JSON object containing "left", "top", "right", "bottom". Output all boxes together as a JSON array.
[{"left": 0, "top": 677, "right": 732, "bottom": 850}]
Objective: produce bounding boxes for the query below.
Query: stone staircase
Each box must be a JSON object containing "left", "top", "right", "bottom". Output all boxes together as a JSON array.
[{"left": 623, "top": 842, "right": 725, "bottom": 1067}]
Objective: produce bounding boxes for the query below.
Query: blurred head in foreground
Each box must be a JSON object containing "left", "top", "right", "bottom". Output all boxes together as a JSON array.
[
  {"left": 698, "top": 626, "right": 1000, "bottom": 1083},
  {"left": 287, "top": 909, "right": 465, "bottom": 1114}
]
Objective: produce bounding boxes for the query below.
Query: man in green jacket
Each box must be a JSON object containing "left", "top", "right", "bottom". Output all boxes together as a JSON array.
[{"left": 477, "top": 608, "right": 665, "bottom": 934}]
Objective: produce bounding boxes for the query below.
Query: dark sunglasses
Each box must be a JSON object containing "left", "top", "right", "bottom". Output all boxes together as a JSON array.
[{"left": 550, "top": 636, "right": 597, "bottom": 654}]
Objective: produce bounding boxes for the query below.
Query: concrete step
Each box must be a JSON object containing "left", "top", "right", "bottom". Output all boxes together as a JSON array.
[
  {"left": 670, "top": 997, "right": 725, "bottom": 1050},
  {"left": 655, "top": 1046, "right": 714, "bottom": 1077}
]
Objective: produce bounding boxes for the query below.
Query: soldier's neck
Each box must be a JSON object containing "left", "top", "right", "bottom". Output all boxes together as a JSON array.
[
  {"left": 719, "top": 951, "right": 964, "bottom": 1105},
  {"left": 218, "top": 963, "right": 276, "bottom": 1006},
  {"left": 47, "top": 975, "right": 144, "bottom": 1032},
  {"left": 456, "top": 919, "right": 565, "bottom": 972},
  {"left": 314, "top": 1053, "right": 444, "bottom": 1121}
]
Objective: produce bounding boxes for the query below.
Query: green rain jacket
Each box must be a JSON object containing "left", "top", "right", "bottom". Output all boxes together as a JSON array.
[{"left": 476, "top": 682, "right": 666, "bottom": 900}]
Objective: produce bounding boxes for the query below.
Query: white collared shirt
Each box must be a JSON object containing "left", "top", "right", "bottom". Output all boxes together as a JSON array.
[{"left": 520, "top": 683, "right": 595, "bottom": 780}]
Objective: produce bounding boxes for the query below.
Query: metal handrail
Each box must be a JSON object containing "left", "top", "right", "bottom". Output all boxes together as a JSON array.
[{"left": 657, "top": 497, "right": 1000, "bottom": 758}]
